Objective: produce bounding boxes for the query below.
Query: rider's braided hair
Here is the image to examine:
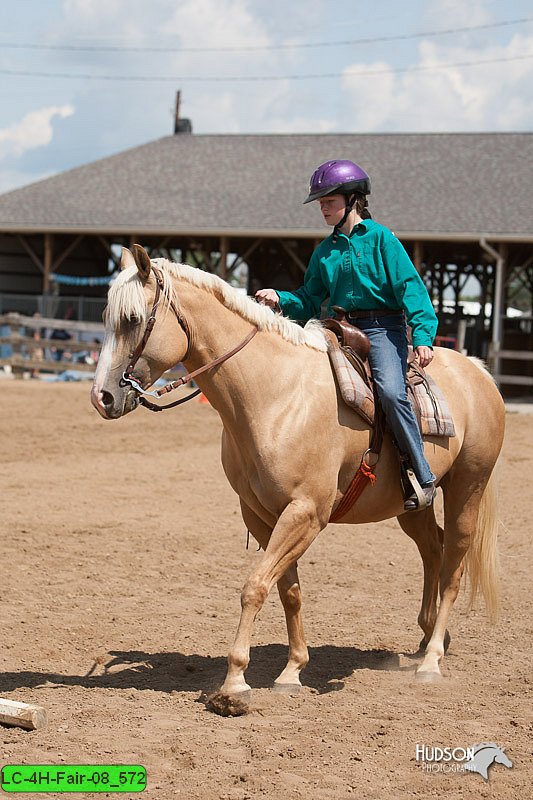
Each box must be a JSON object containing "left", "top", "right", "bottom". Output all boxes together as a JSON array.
[{"left": 355, "top": 194, "right": 371, "bottom": 220}]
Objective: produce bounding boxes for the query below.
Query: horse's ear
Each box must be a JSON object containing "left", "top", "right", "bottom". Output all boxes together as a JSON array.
[
  {"left": 131, "top": 244, "right": 152, "bottom": 283},
  {"left": 120, "top": 247, "right": 136, "bottom": 270}
]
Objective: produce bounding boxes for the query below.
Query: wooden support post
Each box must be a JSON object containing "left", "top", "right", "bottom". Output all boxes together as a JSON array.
[
  {"left": 481, "top": 239, "right": 506, "bottom": 378},
  {"left": 43, "top": 233, "right": 53, "bottom": 294},
  {"left": 0, "top": 698, "right": 47, "bottom": 730},
  {"left": 413, "top": 241, "right": 423, "bottom": 273},
  {"left": 219, "top": 236, "right": 229, "bottom": 281},
  {"left": 8, "top": 319, "right": 24, "bottom": 379},
  {"left": 456, "top": 319, "right": 467, "bottom": 354}
]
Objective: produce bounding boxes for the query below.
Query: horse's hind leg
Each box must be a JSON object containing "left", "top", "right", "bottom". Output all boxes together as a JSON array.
[
  {"left": 415, "top": 473, "right": 486, "bottom": 682},
  {"left": 397, "top": 506, "right": 444, "bottom": 649}
]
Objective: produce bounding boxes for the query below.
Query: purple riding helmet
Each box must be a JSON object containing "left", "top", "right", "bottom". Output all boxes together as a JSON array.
[{"left": 303, "top": 159, "right": 371, "bottom": 204}]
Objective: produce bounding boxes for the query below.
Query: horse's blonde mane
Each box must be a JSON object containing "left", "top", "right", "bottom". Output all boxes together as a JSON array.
[{"left": 107, "top": 259, "right": 328, "bottom": 352}]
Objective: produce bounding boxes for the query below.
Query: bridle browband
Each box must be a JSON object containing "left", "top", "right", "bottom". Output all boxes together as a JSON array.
[{"left": 120, "top": 267, "right": 258, "bottom": 412}]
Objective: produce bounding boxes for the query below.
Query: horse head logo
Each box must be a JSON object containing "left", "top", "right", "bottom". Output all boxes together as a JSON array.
[{"left": 464, "top": 743, "right": 513, "bottom": 781}]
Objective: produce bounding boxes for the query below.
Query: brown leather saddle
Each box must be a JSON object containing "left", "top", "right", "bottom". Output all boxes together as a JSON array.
[
  {"left": 324, "top": 306, "right": 385, "bottom": 467},
  {"left": 323, "top": 306, "right": 372, "bottom": 387},
  {"left": 323, "top": 305, "right": 432, "bottom": 425},
  {"left": 323, "top": 306, "right": 371, "bottom": 359}
]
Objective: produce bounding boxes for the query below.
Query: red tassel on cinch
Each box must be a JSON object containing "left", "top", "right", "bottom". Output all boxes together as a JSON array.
[
  {"left": 329, "top": 455, "right": 377, "bottom": 523},
  {"left": 359, "top": 458, "right": 377, "bottom": 485}
]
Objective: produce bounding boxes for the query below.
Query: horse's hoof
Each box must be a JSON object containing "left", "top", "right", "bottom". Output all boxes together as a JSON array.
[
  {"left": 272, "top": 682, "right": 302, "bottom": 695},
  {"left": 205, "top": 690, "right": 251, "bottom": 716},
  {"left": 415, "top": 669, "right": 443, "bottom": 684}
]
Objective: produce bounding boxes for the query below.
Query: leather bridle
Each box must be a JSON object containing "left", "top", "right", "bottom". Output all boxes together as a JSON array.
[{"left": 120, "top": 267, "right": 258, "bottom": 412}]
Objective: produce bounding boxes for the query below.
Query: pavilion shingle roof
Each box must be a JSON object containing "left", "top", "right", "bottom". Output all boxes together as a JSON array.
[{"left": 0, "top": 132, "right": 531, "bottom": 239}]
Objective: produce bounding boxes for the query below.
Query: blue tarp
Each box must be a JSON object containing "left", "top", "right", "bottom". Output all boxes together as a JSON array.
[{"left": 50, "top": 273, "right": 117, "bottom": 286}]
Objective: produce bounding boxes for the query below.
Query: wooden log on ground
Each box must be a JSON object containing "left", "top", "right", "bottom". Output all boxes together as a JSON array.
[{"left": 0, "top": 698, "right": 48, "bottom": 730}]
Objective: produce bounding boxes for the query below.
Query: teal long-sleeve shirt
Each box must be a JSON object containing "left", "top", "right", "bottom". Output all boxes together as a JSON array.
[{"left": 277, "top": 219, "right": 438, "bottom": 348}]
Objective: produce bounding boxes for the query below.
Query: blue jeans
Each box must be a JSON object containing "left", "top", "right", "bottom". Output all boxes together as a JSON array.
[{"left": 354, "top": 314, "right": 435, "bottom": 486}]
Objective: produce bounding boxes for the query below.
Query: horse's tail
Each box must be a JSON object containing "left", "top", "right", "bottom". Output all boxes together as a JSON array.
[{"left": 464, "top": 460, "right": 500, "bottom": 621}]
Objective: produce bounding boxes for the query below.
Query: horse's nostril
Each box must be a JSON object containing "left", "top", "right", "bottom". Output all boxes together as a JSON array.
[{"left": 101, "top": 390, "right": 114, "bottom": 408}]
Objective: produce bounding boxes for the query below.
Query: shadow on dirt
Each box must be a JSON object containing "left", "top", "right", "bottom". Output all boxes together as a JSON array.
[{"left": 0, "top": 643, "right": 412, "bottom": 696}]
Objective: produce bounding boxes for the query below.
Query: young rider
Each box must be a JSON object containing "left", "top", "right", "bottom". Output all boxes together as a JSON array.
[{"left": 255, "top": 159, "right": 438, "bottom": 511}]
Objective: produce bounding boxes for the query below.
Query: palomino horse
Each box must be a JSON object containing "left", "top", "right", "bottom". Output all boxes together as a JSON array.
[{"left": 91, "top": 245, "right": 504, "bottom": 714}]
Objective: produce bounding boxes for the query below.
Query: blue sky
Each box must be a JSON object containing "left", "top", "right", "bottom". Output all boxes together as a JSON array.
[{"left": 0, "top": 0, "right": 531, "bottom": 193}]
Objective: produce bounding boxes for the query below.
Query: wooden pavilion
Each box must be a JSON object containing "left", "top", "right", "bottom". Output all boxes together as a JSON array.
[{"left": 0, "top": 130, "right": 531, "bottom": 392}]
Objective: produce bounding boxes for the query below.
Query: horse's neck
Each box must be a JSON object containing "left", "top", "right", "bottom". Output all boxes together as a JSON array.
[
  {"left": 179, "top": 282, "right": 254, "bottom": 370},
  {"left": 179, "top": 282, "right": 275, "bottom": 408},
  {"left": 177, "top": 280, "right": 314, "bottom": 426}
]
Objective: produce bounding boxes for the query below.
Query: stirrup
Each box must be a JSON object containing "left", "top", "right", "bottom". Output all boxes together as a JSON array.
[
  {"left": 403, "top": 464, "right": 437, "bottom": 511},
  {"left": 404, "top": 470, "right": 436, "bottom": 511}
]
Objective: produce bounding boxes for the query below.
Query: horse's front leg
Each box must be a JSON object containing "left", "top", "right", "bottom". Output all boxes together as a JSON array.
[
  {"left": 213, "top": 498, "right": 324, "bottom": 710},
  {"left": 239, "top": 501, "right": 309, "bottom": 693}
]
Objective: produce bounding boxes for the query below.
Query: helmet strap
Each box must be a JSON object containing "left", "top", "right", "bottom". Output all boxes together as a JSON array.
[{"left": 332, "top": 193, "right": 357, "bottom": 243}]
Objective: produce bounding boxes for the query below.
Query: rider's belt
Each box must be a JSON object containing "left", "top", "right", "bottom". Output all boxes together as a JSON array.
[{"left": 347, "top": 308, "right": 404, "bottom": 321}]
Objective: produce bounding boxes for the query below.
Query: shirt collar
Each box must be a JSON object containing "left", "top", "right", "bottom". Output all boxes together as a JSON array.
[
  {"left": 351, "top": 218, "right": 374, "bottom": 234},
  {"left": 333, "top": 218, "right": 374, "bottom": 241}
]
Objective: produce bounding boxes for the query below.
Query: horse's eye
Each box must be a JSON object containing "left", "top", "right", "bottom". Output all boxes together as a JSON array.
[{"left": 129, "top": 315, "right": 140, "bottom": 325}]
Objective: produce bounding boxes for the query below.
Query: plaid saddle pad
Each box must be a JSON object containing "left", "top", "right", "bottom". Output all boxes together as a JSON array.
[{"left": 328, "top": 345, "right": 455, "bottom": 438}]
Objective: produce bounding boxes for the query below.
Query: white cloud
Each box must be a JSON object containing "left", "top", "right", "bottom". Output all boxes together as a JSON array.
[
  {"left": 56, "top": 0, "right": 295, "bottom": 133},
  {"left": 63, "top": 0, "right": 132, "bottom": 26},
  {"left": 107, "top": 0, "right": 332, "bottom": 134},
  {"left": 164, "top": 0, "right": 270, "bottom": 50},
  {"left": 341, "top": 32, "right": 533, "bottom": 131},
  {"left": 0, "top": 106, "right": 75, "bottom": 160},
  {"left": 421, "top": 0, "right": 492, "bottom": 27}
]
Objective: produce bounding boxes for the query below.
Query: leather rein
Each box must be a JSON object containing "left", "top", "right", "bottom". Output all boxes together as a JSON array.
[{"left": 121, "top": 267, "right": 258, "bottom": 412}]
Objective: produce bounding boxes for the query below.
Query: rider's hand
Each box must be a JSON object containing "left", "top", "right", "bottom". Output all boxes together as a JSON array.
[
  {"left": 415, "top": 346, "right": 434, "bottom": 369},
  {"left": 255, "top": 288, "right": 280, "bottom": 309}
]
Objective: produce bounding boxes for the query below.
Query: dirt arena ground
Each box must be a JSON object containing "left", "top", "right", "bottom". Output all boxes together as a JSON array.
[{"left": 0, "top": 380, "right": 531, "bottom": 799}]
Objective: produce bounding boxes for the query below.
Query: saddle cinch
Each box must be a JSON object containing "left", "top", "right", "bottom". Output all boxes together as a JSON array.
[{"left": 323, "top": 306, "right": 455, "bottom": 438}]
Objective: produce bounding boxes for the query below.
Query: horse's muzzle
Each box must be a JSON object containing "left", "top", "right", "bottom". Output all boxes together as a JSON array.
[{"left": 91, "top": 385, "right": 139, "bottom": 419}]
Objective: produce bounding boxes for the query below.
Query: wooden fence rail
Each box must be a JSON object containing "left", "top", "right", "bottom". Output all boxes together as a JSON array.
[
  {"left": 494, "top": 349, "right": 533, "bottom": 387},
  {"left": 0, "top": 312, "right": 104, "bottom": 377},
  {"left": 0, "top": 312, "right": 185, "bottom": 384},
  {"left": 0, "top": 312, "right": 104, "bottom": 334}
]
